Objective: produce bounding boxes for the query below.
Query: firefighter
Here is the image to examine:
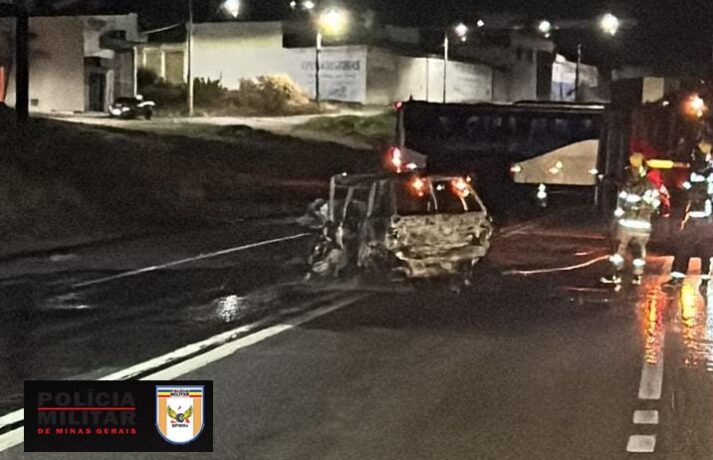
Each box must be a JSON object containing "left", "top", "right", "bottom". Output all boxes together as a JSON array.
[
  {"left": 601, "top": 153, "right": 661, "bottom": 286},
  {"left": 663, "top": 132, "right": 713, "bottom": 291}
]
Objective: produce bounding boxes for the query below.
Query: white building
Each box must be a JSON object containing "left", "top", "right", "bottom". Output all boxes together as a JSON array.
[
  {"left": 551, "top": 54, "right": 600, "bottom": 102},
  {"left": 1, "top": 13, "right": 144, "bottom": 113},
  {"left": 137, "top": 21, "right": 494, "bottom": 105}
]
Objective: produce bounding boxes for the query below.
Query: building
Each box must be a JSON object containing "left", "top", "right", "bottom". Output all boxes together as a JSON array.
[
  {"left": 138, "top": 19, "right": 601, "bottom": 106},
  {"left": 137, "top": 21, "right": 494, "bottom": 105},
  {"left": 0, "top": 13, "right": 144, "bottom": 113},
  {"left": 551, "top": 54, "right": 600, "bottom": 102}
]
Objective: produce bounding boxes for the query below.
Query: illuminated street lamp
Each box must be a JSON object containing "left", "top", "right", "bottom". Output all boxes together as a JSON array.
[
  {"left": 454, "top": 23, "right": 468, "bottom": 42},
  {"left": 315, "top": 7, "right": 348, "bottom": 104},
  {"left": 538, "top": 14, "right": 622, "bottom": 101},
  {"left": 223, "top": 0, "right": 240, "bottom": 18},
  {"left": 538, "top": 20, "right": 553, "bottom": 37},
  {"left": 303, "top": 0, "right": 316, "bottom": 11},
  {"left": 443, "top": 21, "right": 478, "bottom": 103},
  {"left": 600, "top": 13, "right": 620, "bottom": 36}
]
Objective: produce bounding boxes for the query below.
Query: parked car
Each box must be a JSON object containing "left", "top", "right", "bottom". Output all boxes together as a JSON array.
[
  {"left": 307, "top": 173, "right": 493, "bottom": 282},
  {"left": 109, "top": 95, "right": 155, "bottom": 120}
]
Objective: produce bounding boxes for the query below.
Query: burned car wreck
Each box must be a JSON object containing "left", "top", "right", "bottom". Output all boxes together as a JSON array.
[{"left": 307, "top": 173, "right": 493, "bottom": 281}]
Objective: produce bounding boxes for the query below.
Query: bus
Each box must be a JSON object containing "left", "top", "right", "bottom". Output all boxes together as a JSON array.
[{"left": 385, "top": 100, "right": 606, "bottom": 211}]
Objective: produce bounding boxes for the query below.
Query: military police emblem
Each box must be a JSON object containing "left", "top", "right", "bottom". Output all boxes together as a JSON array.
[{"left": 156, "top": 386, "right": 205, "bottom": 445}]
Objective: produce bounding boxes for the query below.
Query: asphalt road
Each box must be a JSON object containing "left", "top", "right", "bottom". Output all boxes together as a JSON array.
[{"left": 2, "top": 210, "right": 713, "bottom": 459}]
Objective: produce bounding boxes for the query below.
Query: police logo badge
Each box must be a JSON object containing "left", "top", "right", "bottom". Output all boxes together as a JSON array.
[{"left": 156, "top": 386, "right": 205, "bottom": 444}]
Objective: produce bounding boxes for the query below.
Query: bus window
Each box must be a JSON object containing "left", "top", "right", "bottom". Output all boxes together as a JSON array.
[
  {"left": 490, "top": 116, "right": 508, "bottom": 151},
  {"left": 530, "top": 117, "right": 549, "bottom": 143}
]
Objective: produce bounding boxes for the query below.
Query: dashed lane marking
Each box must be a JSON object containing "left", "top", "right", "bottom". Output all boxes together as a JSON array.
[
  {"left": 627, "top": 435, "right": 657, "bottom": 453},
  {"left": 66, "top": 233, "right": 311, "bottom": 289},
  {"left": 639, "top": 361, "right": 665, "bottom": 401},
  {"left": 633, "top": 410, "right": 659, "bottom": 425},
  {"left": 639, "top": 334, "right": 665, "bottom": 401}
]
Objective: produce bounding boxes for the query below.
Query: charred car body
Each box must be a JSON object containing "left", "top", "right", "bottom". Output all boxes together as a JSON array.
[{"left": 308, "top": 173, "right": 493, "bottom": 280}]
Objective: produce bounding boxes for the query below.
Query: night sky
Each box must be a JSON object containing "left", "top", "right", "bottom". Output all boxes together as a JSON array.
[{"left": 48, "top": 0, "right": 713, "bottom": 71}]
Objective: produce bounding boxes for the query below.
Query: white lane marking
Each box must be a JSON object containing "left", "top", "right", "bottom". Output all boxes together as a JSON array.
[
  {"left": 0, "top": 428, "right": 21, "bottom": 452},
  {"left": 99, "top": 291, "right": 346, "bottom": 381},
  {"left": 626, "top": 435, "right": 656, "bottom": 453},
  {"left": 70, "top": 233, "right": 310, "bottom": 289},
  {"left": 142, "top": 293, "right": 369, "bottom": 380},
  {"left": 0, "top": 411, "right": 22, "bottom": 431},
  {"left": 633, "top": 410, "right": 659, "bottom": 425},
  {"left": 639, "top": 334, "right": 665, "bottom": 401},
  {"left": 0, "top": 291, "right": 367, "bottom": 453},
  {"left": 503, "top": 255, "right": 608, "bottom": 276}
]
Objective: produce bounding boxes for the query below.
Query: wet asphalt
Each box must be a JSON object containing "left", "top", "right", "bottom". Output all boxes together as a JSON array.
[{"left": 2, "top": 211, "right": 713, "bottom": 459}]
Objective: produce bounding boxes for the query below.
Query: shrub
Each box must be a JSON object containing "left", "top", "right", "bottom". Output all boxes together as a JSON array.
[
  {"left": 194, "top": 77, "right": 227, "bottom": 106},
  {"left": 233, "top": 75, "right": 313, "bottom": 115},
  {"left": 140, "top": 81, "right": 186, "bottom": 107},
  {"left": 137, "top": 67, "right": 159, "bottom": 89}
]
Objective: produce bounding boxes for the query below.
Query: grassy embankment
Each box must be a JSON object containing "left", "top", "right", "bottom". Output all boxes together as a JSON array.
[
  {"left": 0, "top": 109, "right": 379, "bottom": 259},
  {"left": 297, "top": 111, "right": 396, "bottom": 150}
]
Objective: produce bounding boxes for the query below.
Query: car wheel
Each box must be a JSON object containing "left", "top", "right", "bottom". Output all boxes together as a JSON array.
[{"left": 144, "top": 110, "right": 153, "bottom": 120}]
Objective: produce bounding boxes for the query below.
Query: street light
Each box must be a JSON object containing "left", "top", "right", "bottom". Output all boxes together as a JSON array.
[
  {"left": 303, "top": 0, "right": 316, "bottom": 11},
  {"left": 443, "top": 21, "right": 475, "bottom": 103},
  {"left": 320, "top": 8, "right": 347, "bottom": 35},
  {"left": 454, "top": 23, "right": 468, "bottom": 42},
  {"left": 600, "top": 13, "right": 620, "bottom": 36},
  {"left": 538, "top": 20, "right": 553, "bottom": 37},
  {"left": 538, "top": 15, "right": 622, "bottom": 101},
  {"left": 223, "top": 0, "right": 240, "bottom": 18},
  {"left": 315, "top": 7, "right": 348, "bottom": 104}
]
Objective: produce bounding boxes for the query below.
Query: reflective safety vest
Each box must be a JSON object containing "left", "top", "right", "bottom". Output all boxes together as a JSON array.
[{"left": 613, "top": 167, "right": 660, "bottom": 231}]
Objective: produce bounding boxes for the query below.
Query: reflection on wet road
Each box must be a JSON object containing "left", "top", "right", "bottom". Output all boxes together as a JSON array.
[{"left": 678, "top": 280, "right": 713, "bottom": 370}]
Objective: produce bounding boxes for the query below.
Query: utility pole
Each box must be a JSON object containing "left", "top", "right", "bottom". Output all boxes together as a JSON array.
[
  {"left": 574, "top": 43, "right": 582, "bottom": 102},
  {"left": 16, "top": 1, "right": 28, "bottom": 122},
  {"left": 315, "top": 30, "right": 321, "bottom": 105},
  {"left": 443, "top": 32, "right": 449, "bottom": 103},
  {"left": 186, "top": 0, "right": 194, "bottom": 116},
  {"left": 1, "top": 0, "right": 29, "bottom": 124}
]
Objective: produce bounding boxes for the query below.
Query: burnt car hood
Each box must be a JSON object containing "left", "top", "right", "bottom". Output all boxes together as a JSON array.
[{"left": 385, "top": 212, "right": 491, "bottom": 277}]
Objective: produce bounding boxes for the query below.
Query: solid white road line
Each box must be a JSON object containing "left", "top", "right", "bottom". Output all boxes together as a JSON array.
[
  {"left": 70, "top": 233, "right": 311, "bottom": 289},
  {"left": 633, "top": 410, "right": 659, "bottom": 425},
  {"left": 99, "top": 291, "right": 346, "bottom": 381},
  {"left": 627, "top": 435, "right": 656, "bottom": 453},
  {"left": 0, "top": 411, "right": 22, "bottom": 431},
  {"left": 639, "top": 335, "right": 665, "bottom": 401},
  {"left": 142, "top": 293, "right": 369, "bottom": 380},
  {"left": 0, "top": 290, "right": 367, "bottom": 453},
  {"left": 0, "top": 428, "right": 21, "bottom": 453},
  {"left": 503, "top": 255, "right": 608, "bottom": 276}
]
